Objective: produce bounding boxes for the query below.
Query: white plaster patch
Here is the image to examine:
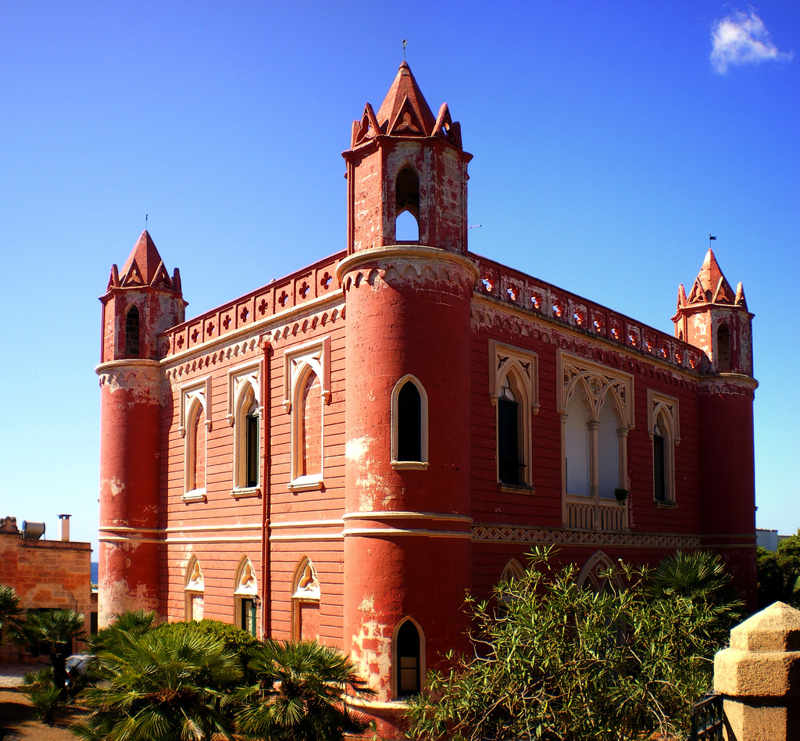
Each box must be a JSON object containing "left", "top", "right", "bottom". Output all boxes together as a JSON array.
[
  {"left": 346, "top": 436, "right": 370, "bottom": 462},
  {"left": 109, "top": 477, "right": 125, "bottom": 496}
]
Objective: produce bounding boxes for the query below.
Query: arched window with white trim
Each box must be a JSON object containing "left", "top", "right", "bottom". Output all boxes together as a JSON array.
[
  {"left": 296, "top": 367, "right": 322, "bottom": 481},
  {"left": 233, "top": 382, "right": 260, "bottom": 493},
  {"left": 391, "top": 375, "right": 429, "bottom": 469},
  {"left": 234, "top": 557, "right": 258, "bottom": 636},
  {"left": 394, "top": 618, "right": 424, "bottom": 698},
  {"left": 648, "top": 390, "right": 680, "bottom": 505},
  {"left": 185, "top": 398, "right": 207, "bottom": 498},
  {"left": 184, "top": 556, "right": 204, "bottom": 621},
  {"left": 292, "top": 558, "right": 320, "bottom": 641}
]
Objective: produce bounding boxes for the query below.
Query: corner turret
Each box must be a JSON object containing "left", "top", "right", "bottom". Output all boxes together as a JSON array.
[{"left": 673, "top": 248, "right": 753, "bottom": 375}]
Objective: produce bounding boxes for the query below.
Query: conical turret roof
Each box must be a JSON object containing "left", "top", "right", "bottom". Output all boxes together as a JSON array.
[
  {"left": 686, "top": 248, "right": 736, "bottom": 305},
  {"left": 110, "top": 230, "right": 178, "bottom": 292},
  {"left": 375, "top": 61, "right": 436, "bottom": 136}
]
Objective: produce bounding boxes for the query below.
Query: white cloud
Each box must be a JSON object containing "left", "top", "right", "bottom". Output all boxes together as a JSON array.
[{"left": 710, "top": 9, "right": 793, "bottom": 74}]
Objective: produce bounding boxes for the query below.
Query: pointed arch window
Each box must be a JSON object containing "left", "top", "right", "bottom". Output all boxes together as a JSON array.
[
  {"left": 490, "top": 343, "right": 538, "bottom": 490},
  {"left": 125, "top": 305, "right": 140, "bottom": 357},
  {"left": 284, "top": 339, "right": 330, "bottom": 491},
  {"left": 395, "top": 618, "right": 424, "bottom": 698},
  {"left": 180, "top": 381, "right": 210, "bottom": 503},
  {"left": 184, "top": 556, "right": 204, "bottom": 621},
  {"left": 647, "top": 390, "right": 679, "bottom": 506},
  {"left": 227, "top": 362, "right": 262, "bottom": 499},
  {"left": 234, "top": 557, "right": 258, "bottom": 636},
  {"left": 395, "top": 167, "right": 420, "bottom": 242},
  {"left": 391, "top": 375, "right": 429, "bottom": 470},
  {"left": 577, "top": 550, "right": 617, "bottom": 591},
  {"left": 292, "top": 558, "right": 320, "bottom": 641}
]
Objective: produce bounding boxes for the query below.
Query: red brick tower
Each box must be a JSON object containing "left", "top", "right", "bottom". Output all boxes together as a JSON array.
[
  {"left": 338, "top": 63, "right": 476, "bottom": 735},
  {"left": 673, "top": 249, "right": 757, "bottom": 602},
  {"left": 97, "top": 231, "right": 185, "bottom": 626}
]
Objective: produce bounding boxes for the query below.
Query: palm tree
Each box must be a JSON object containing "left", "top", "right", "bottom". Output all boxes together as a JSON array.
[
  {"left": 91, "top": 609, "right": 156, "bottom": 654},
  {"left": 72, "top": 624, "right": 242, "bottom": 741},
  {"left": 0, "top": 584, "right": 22, "bottom": 638},
  {"left": 235, "top": 639, "right": 373, "bottom": 741},
  {"left": 17, "top": 609, "right": 86, "bottom": 692}
]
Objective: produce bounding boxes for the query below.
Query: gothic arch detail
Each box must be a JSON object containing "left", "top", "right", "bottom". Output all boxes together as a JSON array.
[
  {"left": 292, "top": 557, "right": 320, "bottom": 641},
  {"left": 577, "top": 550, "right": 617, "bottom": 590},
  {"left": 393, "top": 616, "right": 425, "bottom": 698}
]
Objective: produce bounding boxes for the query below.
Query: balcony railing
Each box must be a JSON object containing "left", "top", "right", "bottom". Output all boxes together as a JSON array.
[{"left": 564, "top": 495, "right": 628, "bottom": 531}]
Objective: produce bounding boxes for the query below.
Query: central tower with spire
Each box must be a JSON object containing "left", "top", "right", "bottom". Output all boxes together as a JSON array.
[
  {"left": 343, "top": 60, "right": 471, "bottom": 254},
  {"left": 338, "top": 63, "right": 477, "bottom": 734}
]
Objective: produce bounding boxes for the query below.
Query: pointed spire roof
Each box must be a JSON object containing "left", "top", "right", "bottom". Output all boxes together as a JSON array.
[
  {"left": 684, "top": 248, "right": 739, "bottom": 307},
  {"left": 115, "top": 230, "right": 179, "bottom": 293},
  {"left": 376, "top": 61, "right": 436, "bottom": 136}
]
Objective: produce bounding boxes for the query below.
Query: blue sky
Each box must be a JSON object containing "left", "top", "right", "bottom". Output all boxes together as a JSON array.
[{"left": 0, "top": 1, "right": 797, "bottom": 554}]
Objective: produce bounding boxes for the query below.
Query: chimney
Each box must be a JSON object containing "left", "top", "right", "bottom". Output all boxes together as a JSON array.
[{"left": 58, "top": 514, "right": 71, "bottom": 542}]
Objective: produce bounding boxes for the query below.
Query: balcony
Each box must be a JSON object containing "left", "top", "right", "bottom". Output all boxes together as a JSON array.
[{"left": 564, "top": 495, "right": 628, "bottom": 531}]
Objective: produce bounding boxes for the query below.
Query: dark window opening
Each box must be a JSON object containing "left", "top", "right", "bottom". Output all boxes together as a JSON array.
[
  {"left": 717, "top": 324, "right": 731, "bottom": 371},
  {"left": 395, "top": 167, "right": 420, "bottom": 242},
  {"left": 498, "top": 380, "right": 523, "bottom": 485},
  {"left": 246, "top": 407, "right": 259, "bottom": 487},
  {"left": 397, "top": 381, "right": 422, "bottom": 461},
  {"left": 653, "top": 427, "right": 666, "bottom": 502},
  {"left": 240, "top": 598, "right": 257, "bottom": 636},
  {"left": 125, "top": 306, "right": 140, "bottom": 357},
  {"left": 397, "top": 620, "right": 421, "bottom": 697}
]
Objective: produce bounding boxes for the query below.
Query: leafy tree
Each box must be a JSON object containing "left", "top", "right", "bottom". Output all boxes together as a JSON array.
[
  {"left": 405, "top": 547, "right": 735, "bottom": 741},
  {"left": 17, "top": 609, "right": 86, "bottom": 693},
  {"left": 235, "top": 639, "right": 373, "bottom": 740},
  {"left": 72, "top": 623, "right": 243, "bottom": 741},
  {"left": 757, "top": 534, "right": 800, "bottom": 608}
]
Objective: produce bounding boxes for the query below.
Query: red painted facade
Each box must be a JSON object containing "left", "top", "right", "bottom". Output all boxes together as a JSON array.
[{"left": 97, "top": 63, "right": 757, "bottom": 737}]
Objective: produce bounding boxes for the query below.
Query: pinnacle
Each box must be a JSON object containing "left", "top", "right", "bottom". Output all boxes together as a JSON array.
[{"left": 697, "top": 248, "right": 725, "bottom": 294}]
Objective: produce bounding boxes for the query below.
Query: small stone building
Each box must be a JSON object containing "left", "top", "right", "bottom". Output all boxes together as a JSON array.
[
  {"left": 96, "top": 62, "right": 758, "bottom": 737},
  {"left": 0, "top": 516, "right": 93, "bottom": 663}
]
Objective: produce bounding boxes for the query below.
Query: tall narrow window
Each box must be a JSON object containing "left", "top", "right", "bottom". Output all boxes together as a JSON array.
[
  {"left": 498, "top": 378, "right": 522, "bottom": 485},
  {"left": 597, "top": 402, "right": 620, "bottom": 499},
  {"left": 233, "top": 382, "right": 260, "bottom": 494},
  {"left": 565, "top": 393, "right": 591, "bottom": 496},
  {"left": 185, "top": 557, "right": 204, "bottom": 620},
  {"left": 391, "top": 375, "right": 429, "bottom": 468},
  {"left": 397, "top": 382, "right": 422, "bottom": 461},
  {"left": 234, "top": 557, "right": 258, "bottom": 637},
  {"left": 717, "top": 324, "right": 731, "bottom": 371},
  {"left": 190, "top": 405, "right": 206, "bottom": 492},
  {"left": 245, "top": 402, "right": 259, "bottom": 488},
  {"left": 125, "top": 306, "right": 140, "bottom": 357},
  {"left": 299, "top": 370, "right": 322, "bottom": 478},
  {"left": 653, "top": 422, "right": 667, "bottom": 503},
  {"left": 292, "top": 558, "right": 320, "bottom": 641},
  {"left": 396, "top": 620, "right": 421, "bottom": 697},
  {"left": 395, "top": 167, "right": 420, "bottom": 242}
]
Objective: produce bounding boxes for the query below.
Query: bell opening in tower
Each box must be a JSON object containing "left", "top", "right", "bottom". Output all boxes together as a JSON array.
[{"left": 395, "top": 167, "right": 420, "bottom": 243}]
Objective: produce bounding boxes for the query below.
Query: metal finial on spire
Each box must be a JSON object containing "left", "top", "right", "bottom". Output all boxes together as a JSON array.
[
  {"left": 145, "top": 213, "right": 149, "bottom": 230},
  {"left": 709, "top": 233, "right": 717, "bottom": 242},
  {"left": 402, "top": 39, "right": 407, "bottom": 60}
]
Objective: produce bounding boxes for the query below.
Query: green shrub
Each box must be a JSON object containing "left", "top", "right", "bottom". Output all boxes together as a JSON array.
[
  {"left": 23, "top": 672, "right": 64, "bottom": 725},
  {"left": 405, "top": 546, "right": 736, "bottom": 741}
]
